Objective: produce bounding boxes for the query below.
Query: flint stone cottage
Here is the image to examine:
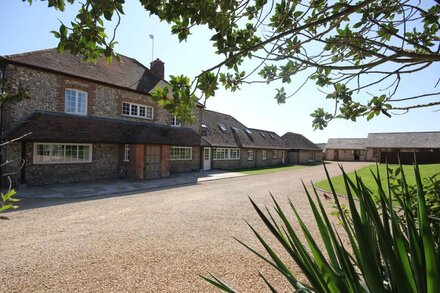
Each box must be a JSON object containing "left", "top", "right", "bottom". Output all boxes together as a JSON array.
[{"left": 0, "top": 49, "right": 202, "bottom": 186}]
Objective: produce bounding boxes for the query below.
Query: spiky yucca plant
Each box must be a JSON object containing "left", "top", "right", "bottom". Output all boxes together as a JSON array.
[{"left": 203, "top": 163, "right": 440, "bottom": 292}]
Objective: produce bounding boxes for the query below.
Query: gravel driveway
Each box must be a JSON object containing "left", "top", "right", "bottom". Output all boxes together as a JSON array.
[{"left": 1, "top": 161, "right": 370, "bottom": 292}]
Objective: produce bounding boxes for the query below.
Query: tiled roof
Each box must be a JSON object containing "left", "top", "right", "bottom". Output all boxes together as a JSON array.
[
  {"left": 3, "top": 111, "right": 201, "bottom": 146},
  {"left": 201, "top": 110, "right": 289, "bottom": 149},
  {"left": 1, "top": 48, "right": 163, "bottom": 94},
  {"left": 240, "top": 128, "right": 289, "bottom": 149},
  {"left": 326, "top": 138, "right": 367, "bottom": 150},
  {"left": 367, "top": 132, "right": 440, "bottom": 148},
  {"left": 282, "top": 132, "right": 322, "bottom": 150},
  {"left": 201, "top": 110, "right": 244, "bottom": 147}
]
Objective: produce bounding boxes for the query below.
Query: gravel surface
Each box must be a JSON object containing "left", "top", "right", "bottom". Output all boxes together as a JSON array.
[{"left": 1, "top": 162, "right": 370, "bottom": 292}]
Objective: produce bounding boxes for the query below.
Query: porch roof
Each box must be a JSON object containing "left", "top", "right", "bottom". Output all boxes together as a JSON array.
[{"left": 3, "top": 111, "right": 201, "bottom": 146}]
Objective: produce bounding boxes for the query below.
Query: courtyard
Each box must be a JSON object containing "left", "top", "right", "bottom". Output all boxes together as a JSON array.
[{"left": 1, "top": 162, "right": 369, "bottom": 292}]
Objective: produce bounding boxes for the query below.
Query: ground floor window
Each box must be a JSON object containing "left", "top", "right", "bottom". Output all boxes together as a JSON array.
[
  {"left": 124, "top": 144, "right": 130, "bottom": 162},
  {"left": 170, "top": 146, "right": 192, "bottom": 160},
  {"left": 273, "top": 150, "right": 278, "bottom": 159},
  {"left": 34, "top": 143, "right": 92, "bottom": 164},
  {"left": 248, "top": 150, "right": 254, "bottom": 161},
  {"left": 213, "top": 148, "right": 240, "bottom": 160},
  {"left": 262, "top": 150, "right": 267, "bottom": 160}
]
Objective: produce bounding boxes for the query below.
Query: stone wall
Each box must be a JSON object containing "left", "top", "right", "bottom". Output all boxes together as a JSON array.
[
  {"left": 24, "top": 143, "right": 118, "bottom": 185},
  {"left": 2, "top": 142, "right": 23, "bottom": 187},
  {"left": 169, "top": 147, "right": 200, "bottom": 173},
  {"left": 3, "top": 65, "right": 174, "bottom": 127},
  {"left": 3, "top": 65, "right": 60, "bottom": 126}
]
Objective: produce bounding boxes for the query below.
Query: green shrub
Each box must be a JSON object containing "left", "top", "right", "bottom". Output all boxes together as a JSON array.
[
  {"left": 203, "top": 163, "right": 440, "bottom": 292},
  {"left": 0, "top": 189, "right": 19, "bottom": 220}
]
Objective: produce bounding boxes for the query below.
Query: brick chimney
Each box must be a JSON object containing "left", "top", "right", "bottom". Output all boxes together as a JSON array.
[{"left": 150, "top": 59, "right": 164, "bottom": 79}]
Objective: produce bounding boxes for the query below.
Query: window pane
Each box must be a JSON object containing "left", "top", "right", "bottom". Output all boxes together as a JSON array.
[
  {"left": 122, "top": 103, "right": 130, "bottom": 115},
  {"left": 77, "top": 92, "right": 86, "bottom": 114},
  {"left": 37, "top": 144, "right": 51, "bottom": 162},
  {"left": 139, "top": 106, "right": 146, "bottom": 117},
  {"left": 131, "top": 104, "right": 138, "bottom": 116},
  {"left": 66, "top": 90, "right": 76, "bottom": 113},
  {"left": 51, "top": 144, "right": 65, "bottom": 162},
  {"left": 146, "top": 107, "right": 153, "bottom": 119},
  {"left": 65, "top": 145, "right": 78, "bottom": 161}
]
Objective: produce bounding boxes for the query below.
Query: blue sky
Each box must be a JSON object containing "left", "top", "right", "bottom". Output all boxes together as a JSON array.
[{"left": 1, "top": 1, "right": 438, "bottom": 143}]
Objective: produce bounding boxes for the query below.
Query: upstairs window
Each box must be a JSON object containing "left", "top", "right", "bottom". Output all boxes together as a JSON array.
[
  {"left": 171, "top": 115, "right": 181, "bottom": 126},
  {"left": 218, "top": 123, "right": 228, "bottom": 133},
  {"left": 65, "top": 89, "right": 87, "bottom": 115},
  {"left": 201, "top": 124, "right": 208, "bottom": 136},
  {"left": 122, "top": 102, "right": 153, "bottom": 119}
]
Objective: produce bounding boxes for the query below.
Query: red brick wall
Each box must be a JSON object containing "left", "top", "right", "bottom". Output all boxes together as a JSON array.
[{"left": 161, "top": 145, "right": 170, "bottom": 177}]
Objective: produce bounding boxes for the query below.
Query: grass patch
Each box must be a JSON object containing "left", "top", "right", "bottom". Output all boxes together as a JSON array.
[
  {"left": 314, "top": 163, "right": 440, "bottom": 196},
  {"left": 237, "top": 164, "right": 308, "bottom": 175}
]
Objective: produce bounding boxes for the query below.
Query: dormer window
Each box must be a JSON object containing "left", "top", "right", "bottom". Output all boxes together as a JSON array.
[
  {"left": 201, "top": 124, "right": 209, "bottom": 136},
  {"left": 260, "top": 132, "right": 266, "bottom": 138},
  {"left": 65, "top": 89, "right": 87, "bottom": 115},
  {"left": 218, "top": 123, "right": 228, "bottom": 133},
  {"left": 270, "top": 133, "right": 276, "bottom": 140},
  {"left": 171, "top": 115, "right": 181, "bottom": 126},
  {"left": 244, "top": 128, "right": 254, "bottom": 141}
]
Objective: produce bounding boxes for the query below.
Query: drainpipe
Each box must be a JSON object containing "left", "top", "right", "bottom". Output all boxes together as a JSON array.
[{"left": 0, "top": 62, "right": 5, "bottom": 189}]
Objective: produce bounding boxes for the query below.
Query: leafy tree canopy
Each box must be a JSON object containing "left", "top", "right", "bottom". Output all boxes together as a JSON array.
[{"left": 27, "top": 0, "right": 440, "bottom": 129}]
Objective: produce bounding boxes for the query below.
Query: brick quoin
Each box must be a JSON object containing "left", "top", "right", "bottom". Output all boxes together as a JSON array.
[{"left": 161, "top": 145, "right": 170, "bottom": 177}]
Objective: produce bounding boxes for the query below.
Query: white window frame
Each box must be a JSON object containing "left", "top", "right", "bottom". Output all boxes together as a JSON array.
[
  {"left": 248, "top": 150, "right": 254, "bottom": 161},
  {"left": 121, "top": 101, "right": 154, "bottom": 120},
  {"left": 170, "top": 146, "right": 192, "bottom": 160},
  {"left": 33, "top": 143, "right": 92, "bottom": 164},
  {"left": 213, "top": 148, "right": 240, "bottom": 160},
  {"left": 124, "top": 144, "right": 130, "bottom": 162},
  {"left": 65, "top": 89, "right": 88, "bottom": 115},
  {"left": 171, "top": 115, "right": 181, "bottom": 127},
  {"left": 262, "top": 150, "right": 267, "bottom": 160}
]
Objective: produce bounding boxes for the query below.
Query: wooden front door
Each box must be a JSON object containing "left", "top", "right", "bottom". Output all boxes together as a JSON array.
[{"left": 145, "top": 145, "right": 161, "bottom": 179}]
